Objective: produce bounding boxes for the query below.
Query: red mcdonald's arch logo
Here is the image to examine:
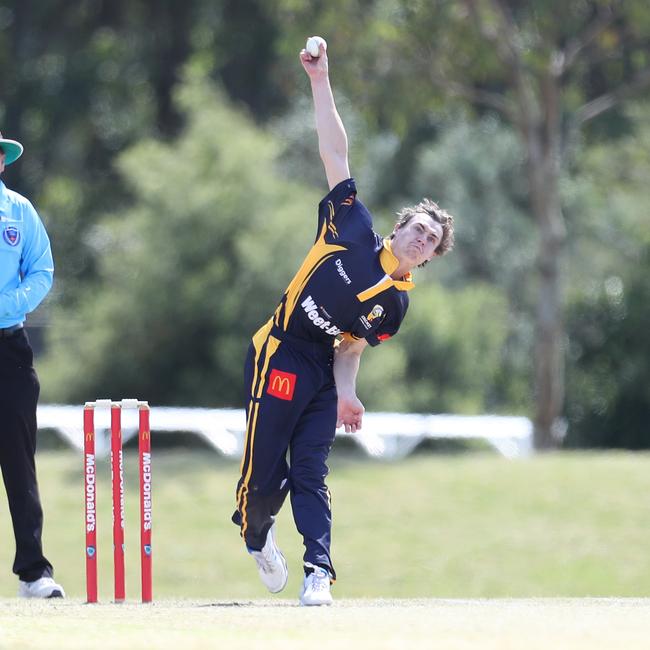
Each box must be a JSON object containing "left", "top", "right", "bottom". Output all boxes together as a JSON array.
[{"left": 267, "top": 369, "right": 297, "bottom": 401}]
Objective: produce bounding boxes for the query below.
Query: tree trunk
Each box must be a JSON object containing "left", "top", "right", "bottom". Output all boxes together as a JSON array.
[
  {"left": 527, "top": 133, "right": 567, "bottom": 450},
  {"left": 533, "top": 212, "right": 565, "bottom": 449}
]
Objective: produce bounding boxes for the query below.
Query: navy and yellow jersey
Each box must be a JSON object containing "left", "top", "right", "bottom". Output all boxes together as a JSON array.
[{"left": 264, "top": 178, "right": 413, "bottom": 347}]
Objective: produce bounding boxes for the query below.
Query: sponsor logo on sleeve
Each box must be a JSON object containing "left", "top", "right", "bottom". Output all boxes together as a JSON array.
[
  {"left": 301, "top": 295, "right": 342, "bottom": 336},
  {"left": 360, "top": 304, "right": 384, "bottom": 330},
  {"left": 267, "top": 369, "right": 297, "bottom": 401},
  {"left": 2, "top": 225, "right": 20, "bottom": 246},
  {"left": 377, "top": 333, "right": 392, "bottom": 342},
  {"left": 367, "top": 305, "right": 384, "bottom": 322}
]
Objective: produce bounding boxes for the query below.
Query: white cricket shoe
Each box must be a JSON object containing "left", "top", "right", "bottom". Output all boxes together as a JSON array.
[
  {"left": 299, "top": 564, "right": 333, "bottom": 606},
  {"left": 18, "top": 576, "right": 65, "bottom": 599},
  {"left": 248, "top": 523, "right": 288, "bottom": 593}
]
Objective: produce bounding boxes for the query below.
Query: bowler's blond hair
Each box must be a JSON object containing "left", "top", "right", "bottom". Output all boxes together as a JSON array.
[{"left": 390, "top": 199, "right": 455, "bottom": 265}]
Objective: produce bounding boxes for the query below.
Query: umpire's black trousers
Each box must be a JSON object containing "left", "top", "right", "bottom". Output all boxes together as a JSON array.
[{"left": 0, "top": 328, "right": 53, "bottom": 582}]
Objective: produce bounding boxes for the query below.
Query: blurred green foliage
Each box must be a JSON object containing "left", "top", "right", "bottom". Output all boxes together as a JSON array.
[
  {"left": 566, "top": 247, "right": 650, "bottom": 448},
  {"left": 358, "top": 282, "right": 510, "bottom": 413},
  {"left": 561, "top": 147, "right": 650, "bottom": 447},
  {"left": 39, "top": 73, "right": 511, "bottom": 414},
  {"left": 40, "top": 74, "right": 316, "bottom": 405},
  {"left": 0, "top": 0, "right": 648, "bottom": 444},
  {"left": 564, "top": 106, "right": 650, "bottom": 447}
]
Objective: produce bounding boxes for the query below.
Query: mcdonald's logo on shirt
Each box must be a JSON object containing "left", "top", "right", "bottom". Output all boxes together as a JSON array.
[{"left": 267, "top": 369, "right": 297, "bottom": 401}]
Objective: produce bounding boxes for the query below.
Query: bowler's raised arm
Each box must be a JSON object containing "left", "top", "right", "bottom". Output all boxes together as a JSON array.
[{"left": 300, "top": 39, "right": 350, "bottom": 190}]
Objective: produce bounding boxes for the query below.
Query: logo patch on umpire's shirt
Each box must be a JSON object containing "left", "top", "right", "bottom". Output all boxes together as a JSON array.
[
  {"left": 2, "top": 226, "right": 20, "bottom": 246},
  {"left": 267, "top": 369, "right": 297, "bottom": 401}
]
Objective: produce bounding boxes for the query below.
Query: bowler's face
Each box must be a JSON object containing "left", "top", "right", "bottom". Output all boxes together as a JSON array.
[
  {"left": 391, "top": 213, "right": 443, "bottom": 269},
  {"left": 0, "top": 150, "right": 5, "bottom": 174}
]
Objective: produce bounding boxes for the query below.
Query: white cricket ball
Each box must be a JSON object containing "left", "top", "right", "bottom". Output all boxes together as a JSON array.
[{"left": 306, "top": 36, "right": 327, "bottom": 57}]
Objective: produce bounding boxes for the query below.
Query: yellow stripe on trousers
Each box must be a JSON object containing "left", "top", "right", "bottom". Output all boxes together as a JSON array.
[
  {"left": 238, "top": 319, "right": 272, "bottom": 476},
  {"left": 238, "top": 320, "right": 281, "bottom": 537},
  {"left": 239, "top": 401, "right": 260, "bottom": 537}
]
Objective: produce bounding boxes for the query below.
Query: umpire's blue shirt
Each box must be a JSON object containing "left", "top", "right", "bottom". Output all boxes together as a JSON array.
[{"left": 0, "top": 180, "right": 54, "bottom": 328}]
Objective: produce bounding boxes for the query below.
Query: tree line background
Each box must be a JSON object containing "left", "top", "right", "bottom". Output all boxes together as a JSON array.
[{"left": 1, "top": 0, "right": 648, "bottom": 449}]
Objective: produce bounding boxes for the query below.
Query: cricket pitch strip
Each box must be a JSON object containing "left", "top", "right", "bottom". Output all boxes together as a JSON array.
[{"left": 2, "top": 598, "right": 649, "bottom": 649}]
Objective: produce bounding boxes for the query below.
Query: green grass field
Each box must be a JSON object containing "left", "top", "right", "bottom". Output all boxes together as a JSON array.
[{"left": 1, "top": 447, "right": 649, "bottom": 601}]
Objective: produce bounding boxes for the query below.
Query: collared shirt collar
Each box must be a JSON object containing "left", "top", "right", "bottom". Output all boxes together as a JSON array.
[
  {"left": 380, "top": 238, "right": 415, "bottom": 291},
  {"left": 0, "top": 181, "right": 8, "bottom": 219}
]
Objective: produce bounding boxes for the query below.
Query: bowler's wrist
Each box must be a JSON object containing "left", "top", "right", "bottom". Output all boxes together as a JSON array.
[
  {"left": 310, "top": 74, "right": 331, "bottom": 89},
  {"left": 335, "top": 386, "right": 357, "bottom": 401}
]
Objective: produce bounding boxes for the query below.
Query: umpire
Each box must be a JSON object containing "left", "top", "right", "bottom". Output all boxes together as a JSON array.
[{"left": 0, "top": 133, "right": 64, "bottom": 598}]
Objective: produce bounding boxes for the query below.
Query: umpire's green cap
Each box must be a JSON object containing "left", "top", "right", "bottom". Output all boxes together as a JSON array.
[{"left": 0, "top": 132, "right": 24, "bottom": 165}]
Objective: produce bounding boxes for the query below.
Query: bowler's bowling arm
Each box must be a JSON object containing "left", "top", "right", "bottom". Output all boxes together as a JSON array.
[{"left": 310, "top": 76, "right": 350, "bottom": 190}]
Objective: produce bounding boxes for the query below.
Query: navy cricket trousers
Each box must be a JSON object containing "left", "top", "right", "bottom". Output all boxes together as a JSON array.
[
  {"left": 0, "top": 329, "right": 53, "bottom": 581},
  {"left": 232, "top": 322, "right": 338, "bottom": 578}
]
